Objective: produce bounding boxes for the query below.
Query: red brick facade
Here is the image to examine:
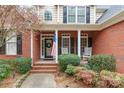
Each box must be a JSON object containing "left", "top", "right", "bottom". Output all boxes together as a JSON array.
[
  {"left": 93, "top": 21, "right": 124, "bottom": 73},
  {"left": 1, "top": 21, "right": 124, "bottom": 73}
]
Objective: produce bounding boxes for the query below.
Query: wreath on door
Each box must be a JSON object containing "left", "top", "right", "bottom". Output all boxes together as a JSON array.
[{"left": 46, "top": 43, "right": 52, "bottom": 48}]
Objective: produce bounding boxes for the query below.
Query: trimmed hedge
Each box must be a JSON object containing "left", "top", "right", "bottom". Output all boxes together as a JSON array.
[
  {"left": 16, "top": 58, "right": 32, "bottom": 74},
  {"left": 88, "top": 54, "right": 116, "bottom": 72},
  {"left": 58, "top": 54, "right": 80, "bottom": 72},
  {"left": 0, "top": 57, "right": 32, "bottom": 74},
  {"left": 65, "top": 65, "right": 76, "bottom": 75},
  {"left": 0, "top": 64, "right": 11, "bottom": 81}
]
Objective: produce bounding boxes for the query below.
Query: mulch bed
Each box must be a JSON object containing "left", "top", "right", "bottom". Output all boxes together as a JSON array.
[
  {"left": 0, "top": 73, "right": 22, "bottom": 88},
  {"left": 55, "top": 72, "right": 89, "bottom": 88}
]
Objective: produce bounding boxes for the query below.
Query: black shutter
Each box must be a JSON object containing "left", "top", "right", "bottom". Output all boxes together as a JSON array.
[
  {"left": 58, "top": 37, "right": 61, "bottom": 55},
  {"left": 88, "top": 37, "right": 92, "bottom": 47},
  {"left": 86, "top": 6, "right": 90, "bottom": 23},
  {"left": 71, "top": 37, "right": 74, "bottom": 54},
  {"left": 17, "top": 33, "right": 22, "bottom": 55},
  {"left": 63, "top": 6, "right": 67, "bottom": 23},
  {"left": 0, "top": 43, "right": 6, "bottom": 54}
]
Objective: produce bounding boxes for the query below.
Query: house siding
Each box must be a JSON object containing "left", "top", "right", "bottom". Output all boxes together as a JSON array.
[
  {"left": 38, "top": 5, "right": 96, "bottom": 24},
  {"left": 93, "top": 21, "right": 124, "bottom": 73},
  {"left": 39, "top": 6, "right": 57, "bottom": 24},
  {"left": 90, "top": 6, "right": 96, "bottom": 24}
]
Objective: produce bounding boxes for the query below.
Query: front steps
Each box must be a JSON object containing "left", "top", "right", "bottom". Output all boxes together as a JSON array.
[{"left": 30, "top": 62, "right": 58, "bottom": 73}]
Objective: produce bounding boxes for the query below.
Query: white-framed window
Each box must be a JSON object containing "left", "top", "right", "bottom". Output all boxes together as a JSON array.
[
  {"left": 6, "top": 33, "right": 17, "bottom": 55},
  {"left": 67, "top": 6, "right": 76, "bottom": 23},
  {"left": 61, "top": 33, "right": 71, "bottom": 54},
  {"left": 77, "top": 6, "right": 86, "bottom": 23},
  {"left": 65, "top": 6, "right": 87, "bottom": 24},
  {"left": 44, "top": 10, "right": 52, "bottom": 21},
  {"left": 81, "top": 33, "right": 88, "bottom": 56}
]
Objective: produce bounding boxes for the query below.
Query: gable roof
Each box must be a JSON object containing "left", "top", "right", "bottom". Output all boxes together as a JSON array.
[{"left": 97, "top": 5, "right": 124, "bottom": 23}]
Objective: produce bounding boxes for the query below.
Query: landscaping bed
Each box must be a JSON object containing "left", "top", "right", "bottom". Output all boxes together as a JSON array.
[
  {"left": 56, "top": 54, "right": 124, "bottom": 88},
  {"left": 0, "top": 57, "right": 32, "bottom": 88},
  {"left": 0, "top": 73, "right": 22, "bottom": 88},
  {"left": 55, "top": 72, "right": 88, "bottom": 88}
]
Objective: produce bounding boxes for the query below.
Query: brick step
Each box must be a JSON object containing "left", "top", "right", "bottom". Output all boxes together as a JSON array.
[
  {"left": 30, "top": 69, "right": 57, "bottom": 73},
  {"left": 33, "top": 63, "right": 58, "bottom": 66},
  {"left": 32, "top": 66, "right": 57, "bottom": 70}
]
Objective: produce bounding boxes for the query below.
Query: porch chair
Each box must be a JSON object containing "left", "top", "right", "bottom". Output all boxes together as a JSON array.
[{"left": 83, "top": 47, "right": 92, "bottom": 61}]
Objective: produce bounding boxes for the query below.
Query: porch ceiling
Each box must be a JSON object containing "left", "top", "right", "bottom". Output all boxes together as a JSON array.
[{"left": 32, "top": 24, "right": 101, "bottom": 31}]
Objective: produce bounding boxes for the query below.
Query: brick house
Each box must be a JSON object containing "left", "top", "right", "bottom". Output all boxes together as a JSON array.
[{"left": 1, "top": 5, "right": 124, "bottom": 73}]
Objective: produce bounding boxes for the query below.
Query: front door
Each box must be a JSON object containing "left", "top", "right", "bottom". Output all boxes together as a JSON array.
[{"left": 45, "top": 39, "right": 53, "bottom": 59}]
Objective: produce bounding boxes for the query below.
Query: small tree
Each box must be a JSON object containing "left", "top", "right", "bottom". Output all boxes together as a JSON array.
[{"left": 0, "top": 5, "right": 39, "bottom": 47}]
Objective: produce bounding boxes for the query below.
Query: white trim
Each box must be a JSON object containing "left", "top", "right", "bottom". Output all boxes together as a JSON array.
[
  {"left": 75, "top": 6, "right": 77, "bottom": 24},
  {"left": 85, "top": 6, "right": 86, "bottom": 24},
  {"left": 61, "top": 34, "right": 71, "bottom": 54},
  {"left": 77, "top": 30, "right": 81, "bottom": 57},
  {"left": 40, "top": 33, "right": 54, "bottom": 59},
  {"left": 94, "top": 6, "right": 96, "bottom": 24},
  {"left": 31, "top": 30, "right": 33, "bottom": 66}
]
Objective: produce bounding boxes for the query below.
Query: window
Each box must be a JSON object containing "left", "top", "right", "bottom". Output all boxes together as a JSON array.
[
  {"left": 44, "top": 10, "right": 52, "bottom": 21},
  {"left": 77, "top": 6, "right": 86, "bottom": 23},
  {"left": 17, "top": 33, "right": 22, "bottom": 55},
  {"left": 81, "top": 33, "right": 88, "bottom": 56},
  {"left": 63, "top": 6, "right": 90, "bottom": 23},
  {"left": 61, "top": 33, "right": 70, "bottom": 54},
  {"left": 67, "top": 6, "right": 76, "bottom": 23},
  {"left": 6, "top": 33, "right": 17, "bottom": 55}
]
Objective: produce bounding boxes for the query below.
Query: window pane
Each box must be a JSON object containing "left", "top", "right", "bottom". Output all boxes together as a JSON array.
[
  {"left": 68, "top": 6, "right": 76, "bottom": 23},
  {"left": 77, "top": 6, "right": 85, "bottom": 23},
  {"left": 68, "top": 15, "right": 75, "bottom": 23},
  {"left": 7, "top": 42, "right": 16, "bottom": 55},
  {"left": 44, "top": 11, "right": 52, "bottom": 21}
]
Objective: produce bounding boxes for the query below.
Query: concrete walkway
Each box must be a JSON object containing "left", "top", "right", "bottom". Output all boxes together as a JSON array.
[{"left": 21, "top": 73, "right": 56, "bottom": 88}]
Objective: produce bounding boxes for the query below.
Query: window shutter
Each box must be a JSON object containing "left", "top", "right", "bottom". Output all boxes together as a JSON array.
[
  {"left": 88, "top": 37, "right": 92, "bottom": 47},
  {"left": 17, "top": 33, "right": 22, "bottom": 55},
  {"left": 71, "top": 37, "right": 74, "bottom": 54},
  {"left": 86, "top": 6, "right": 90, "bottom": 23},
  {"left": 63, "top": 6, "right": 67, "bottom": 23},
  {"left": 0, "top": 43, "right": 6, "bottom": 54}
]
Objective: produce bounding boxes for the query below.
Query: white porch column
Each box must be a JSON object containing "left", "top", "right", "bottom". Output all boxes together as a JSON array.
[
  {"left": 55, "top": 29, "right": 58, "bottom": 63},
  {"left": 78, "top": 30, "right": 81, "bottom": 58},
  {"left": 31, "top": 30, "right": 33, "bottom": 66}
]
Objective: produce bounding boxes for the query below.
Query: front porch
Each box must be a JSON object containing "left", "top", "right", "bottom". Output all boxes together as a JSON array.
[{"left": 31, "top": 30, "right": 96, "bottom": 64}]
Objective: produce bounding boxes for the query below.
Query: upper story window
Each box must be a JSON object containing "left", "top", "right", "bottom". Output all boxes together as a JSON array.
[
  {"left": 68, "top": 6, "right": 76, "bottom": 23},
  {"left": 77, "top": 6, "right": 86, "bottom": 23},
  {"left": 63, "top": 6, "right": 90, "bottom": 24},
  {"left": 44, "top": 10, "right": 52, "bottom": 21}
]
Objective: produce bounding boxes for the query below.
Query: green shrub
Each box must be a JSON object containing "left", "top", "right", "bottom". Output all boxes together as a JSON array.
[
  {"left": 58, "top": 54, "right": 80, "bottom": 71},
  {"left": 0, "top": 64, "right": 11, "bottom": 81},
  {"left": 16, "top": 57, "right": 32, "bottom": 74},
  {"left": 88, "top": 54, "right": 116, "bottom": 72},
  {"left": 65, "top": 65, "right": 76, "bottom": 75},
  {"left": 0, "top": 59, "right": 17, "bottom": 70}
]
